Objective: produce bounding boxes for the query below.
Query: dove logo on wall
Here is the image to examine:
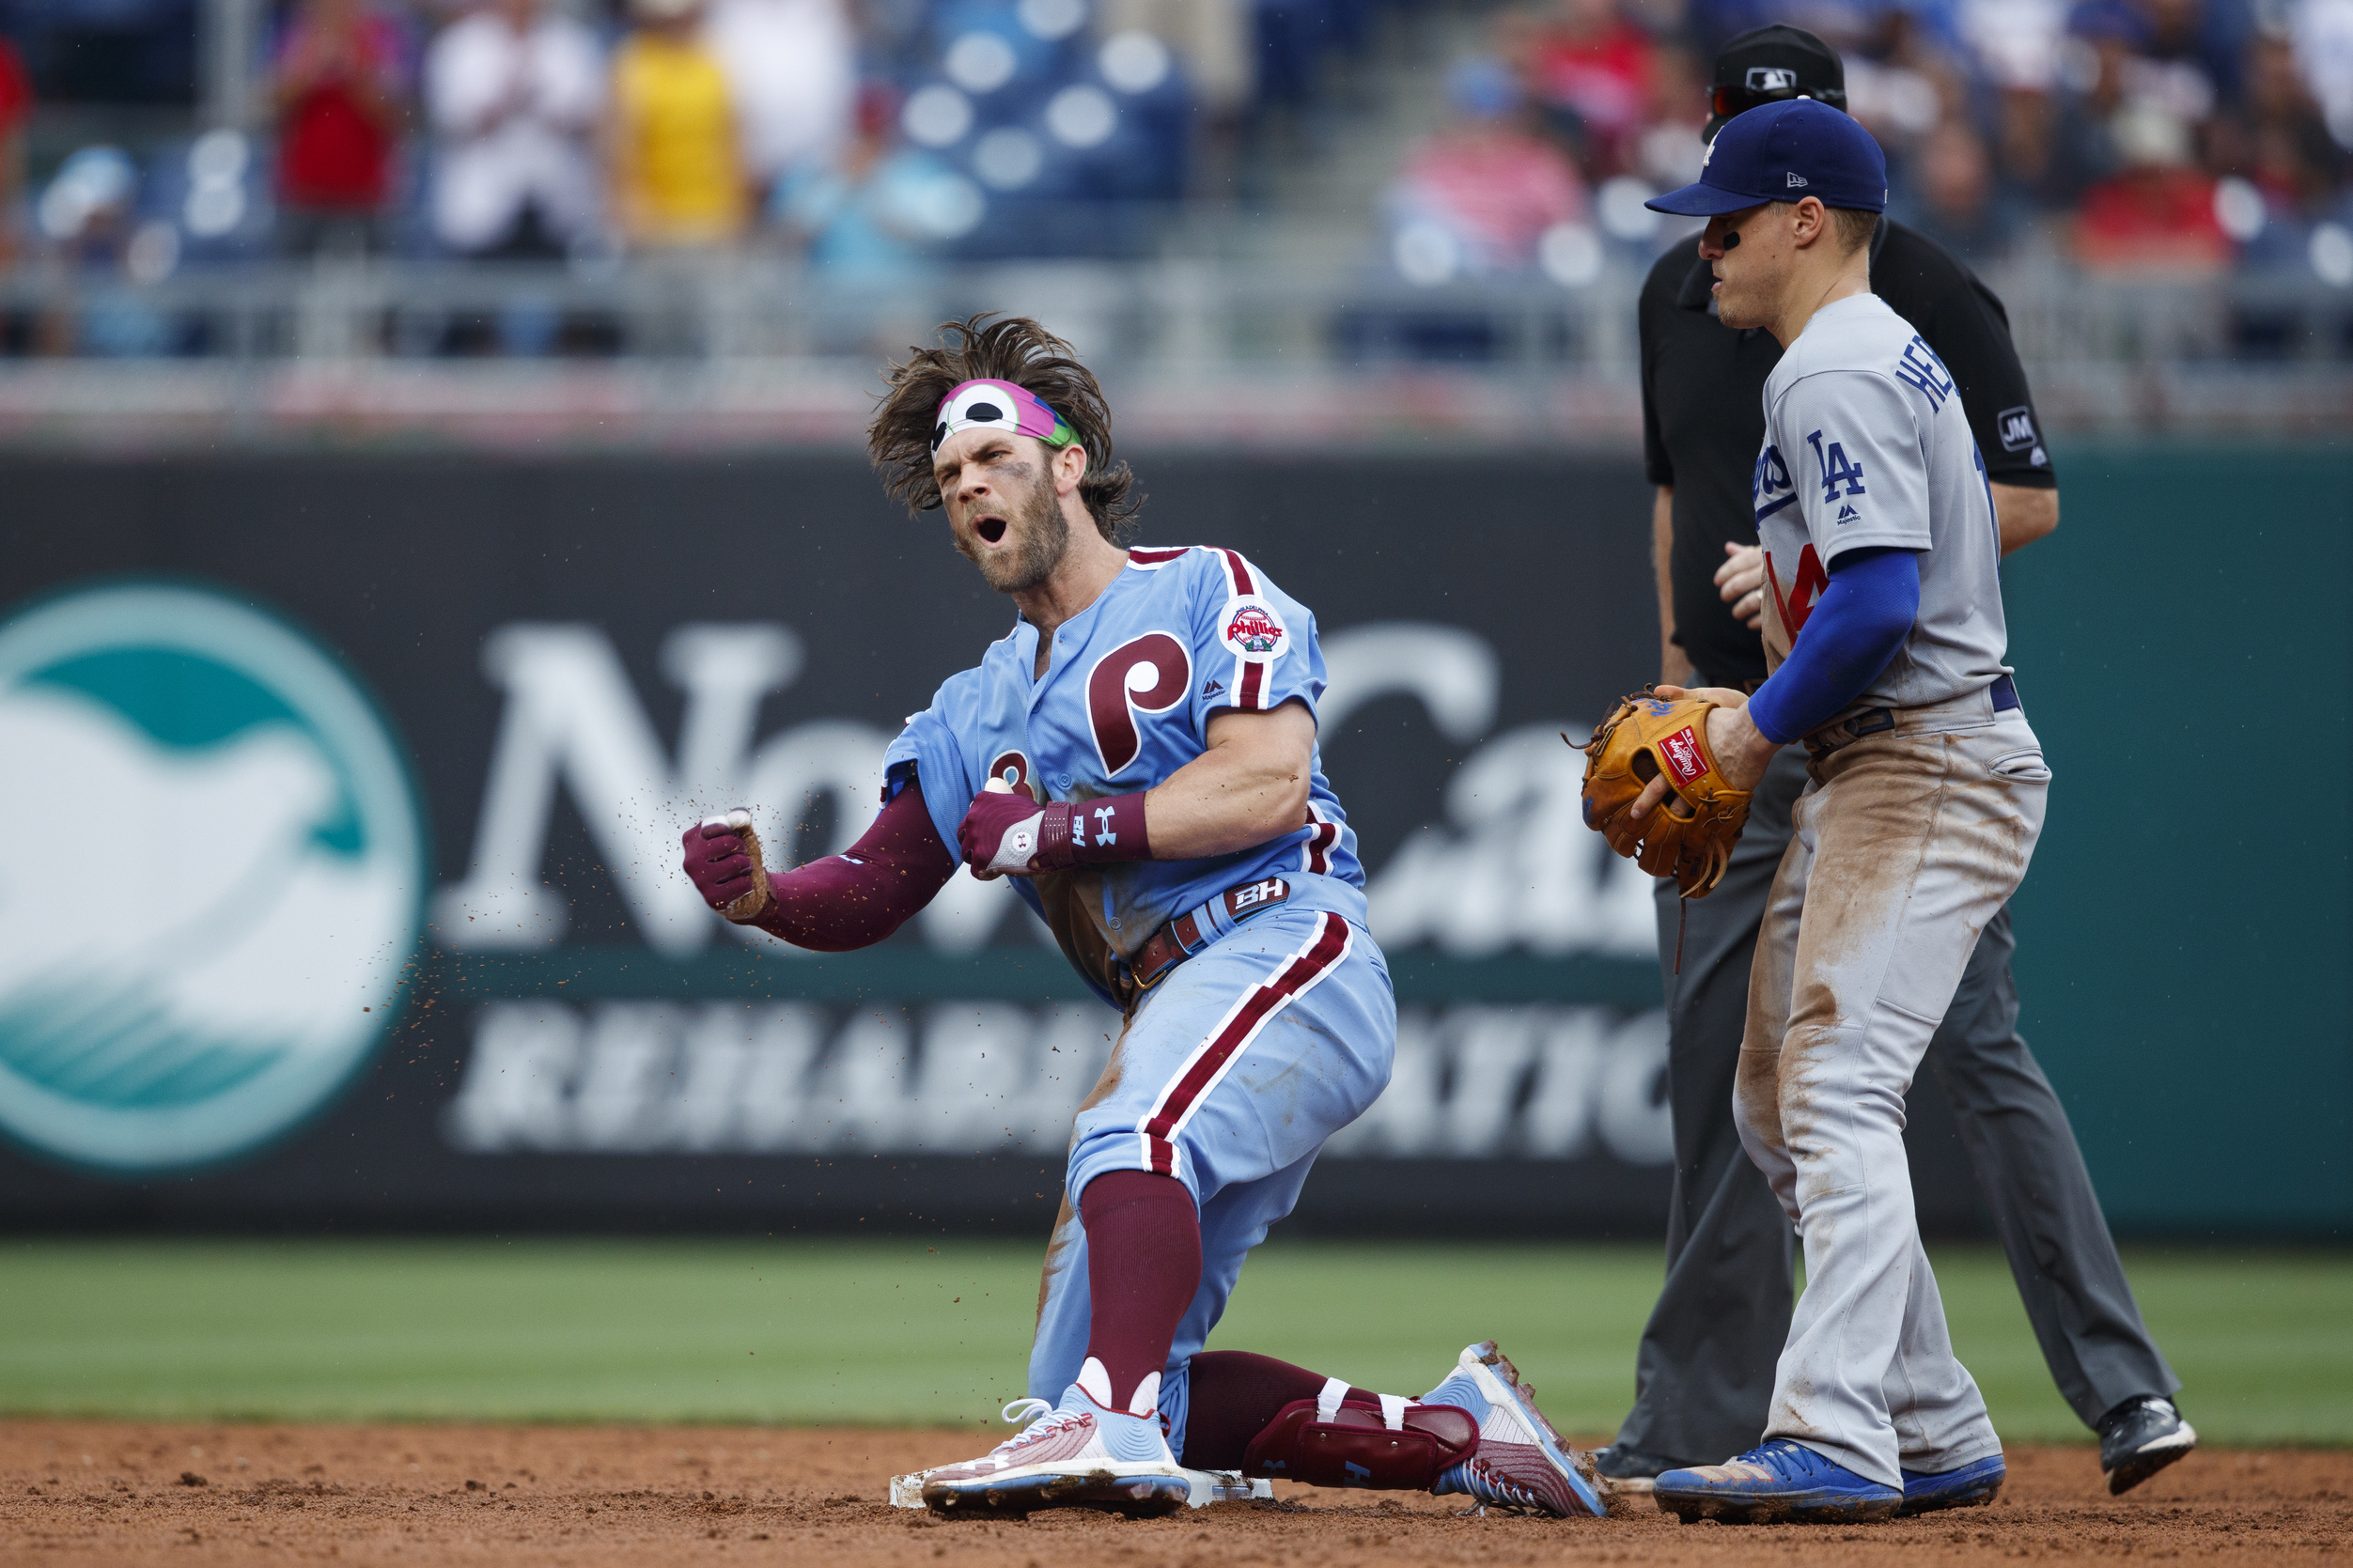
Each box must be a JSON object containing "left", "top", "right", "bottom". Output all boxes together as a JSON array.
[{"left": 0, "top": 583, "right": 426, "bottom": 1172}]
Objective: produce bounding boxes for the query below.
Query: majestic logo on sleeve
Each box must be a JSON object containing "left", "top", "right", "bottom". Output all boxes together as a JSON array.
[
  {"left": 0, "top": 582, "right": 426, "bottom": 1173},
  {"left": 1221, "top": 595, "right": 1287, "bottom": 660}
]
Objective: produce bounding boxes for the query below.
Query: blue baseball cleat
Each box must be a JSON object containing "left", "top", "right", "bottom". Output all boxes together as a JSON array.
[
  {"left": 1899, "top": 1453, "right": 2006, "bottom": 1515},
  {"left": 1653, "top": 1438, "right": 1903, "bottom": 1524},
  {"left": 1423, "top": 1341, "right": 1610, "bottom": 1517}
]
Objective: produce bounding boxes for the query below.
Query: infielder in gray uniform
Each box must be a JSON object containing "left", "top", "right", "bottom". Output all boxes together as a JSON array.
[
  {"left": 1629, "top": 100, "right": 2049, "bottom": 1524},
  {"left": 1613, "top": 28, "right": 2190, "bottom": 1506}
]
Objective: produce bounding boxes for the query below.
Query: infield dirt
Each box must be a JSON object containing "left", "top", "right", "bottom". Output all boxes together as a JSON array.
[{"left": 3, "top": 1421, "right": 2344, "bottom": 1566}]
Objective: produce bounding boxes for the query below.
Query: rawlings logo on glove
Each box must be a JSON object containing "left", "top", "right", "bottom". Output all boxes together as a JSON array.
[{"left": 1575, "top": 691, "right": 1753, "bottom": 899}]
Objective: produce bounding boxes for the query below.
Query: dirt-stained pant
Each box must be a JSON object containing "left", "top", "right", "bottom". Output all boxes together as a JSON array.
[{"left": 1737, "top": 704, "right": 2050, "bottom": 1489}]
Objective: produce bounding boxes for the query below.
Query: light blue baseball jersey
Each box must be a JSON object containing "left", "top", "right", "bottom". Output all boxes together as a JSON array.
[{"left": 881, "top": 544, "right": 1365, "bottom": 1008}]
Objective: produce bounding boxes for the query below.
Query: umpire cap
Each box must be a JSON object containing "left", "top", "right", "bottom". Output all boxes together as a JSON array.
[{"left": 1706, "top": 23, "right": 1847, "bottom": 142}]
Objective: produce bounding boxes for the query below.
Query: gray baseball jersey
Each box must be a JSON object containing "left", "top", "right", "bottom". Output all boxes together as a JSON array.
[{"left": 1751, "top": 292, "right": 2013, "bottom": 720}]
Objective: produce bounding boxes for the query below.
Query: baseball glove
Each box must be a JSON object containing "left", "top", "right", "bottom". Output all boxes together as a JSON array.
[{"left": 1576, "top": 691, "right": 1753, "bottom": 899}]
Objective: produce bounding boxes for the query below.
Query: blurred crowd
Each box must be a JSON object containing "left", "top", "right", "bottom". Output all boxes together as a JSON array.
[
  {"left": 0, "top": 0, "right": 2343, "bottom": 313},
  {"left": 5, "top": 0, "right": 1305, "bottom": 278},
  {"left": 1386, "top": 0, "right": 2353, "bottom": 285}
]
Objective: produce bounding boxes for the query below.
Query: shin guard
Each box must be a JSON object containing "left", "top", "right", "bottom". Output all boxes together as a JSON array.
[{"left": 1240, "top": 1379, "right": 1478, "bottom": 1490}]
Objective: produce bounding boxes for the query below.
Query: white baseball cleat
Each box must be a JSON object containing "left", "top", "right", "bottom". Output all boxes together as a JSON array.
[
  {"left": 1423, "top": 1341, "right": 1611, "bottom": 1517},
  {"left": 919, "top": 1358, "right": 1193, "bottom": 1518}
]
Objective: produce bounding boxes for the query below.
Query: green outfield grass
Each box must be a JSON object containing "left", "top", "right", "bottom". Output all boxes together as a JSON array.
[{"left": 0, "top": 1240, "right": 2345, "bottom": 1444}]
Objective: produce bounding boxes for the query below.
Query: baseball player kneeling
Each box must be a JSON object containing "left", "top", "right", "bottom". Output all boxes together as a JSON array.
[
  {"left": 678, "top": 316, "right": 1606, "bottom": 1521},
  {"left": 1600, "top": 104, "right": 2050, "bottom": 1524}
]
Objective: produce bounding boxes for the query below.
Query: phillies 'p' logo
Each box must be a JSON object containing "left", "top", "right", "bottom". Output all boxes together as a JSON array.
[
  {"left": 1086, "top": 632, "right": 1192, "bottom": 778},
  {"left": 986, "top": 749, "right": 1035, "bottom": 800}
]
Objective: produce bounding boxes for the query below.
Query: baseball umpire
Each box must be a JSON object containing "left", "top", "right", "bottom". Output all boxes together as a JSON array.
[
  {"left": 679, "top": 316, "right": 1605, "bottom": 1520},
  {"left": 1596, "top": 29, "right": 2192, "bottom": 1503}
]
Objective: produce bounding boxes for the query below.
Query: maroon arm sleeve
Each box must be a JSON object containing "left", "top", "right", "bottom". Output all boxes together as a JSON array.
[{"left": 751, "top": 780, "right": 956, "bottom": 952}]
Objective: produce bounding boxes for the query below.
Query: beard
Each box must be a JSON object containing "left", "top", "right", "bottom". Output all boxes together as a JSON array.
[{"left": 958, "top": 461, "right": 1071, "bottom": 595}]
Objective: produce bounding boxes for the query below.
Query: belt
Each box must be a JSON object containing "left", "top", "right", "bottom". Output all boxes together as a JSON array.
[
  {"left": 1806, "top": 674, "right": 2020, "bottom": 757},
  {"left": 1125, "top": 876, "right": 1293, "bottom": 993}
]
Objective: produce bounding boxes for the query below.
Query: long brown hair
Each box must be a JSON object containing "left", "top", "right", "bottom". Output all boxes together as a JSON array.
[{"left": 867, "top": 314, "right": 1141, "bottom": 541}]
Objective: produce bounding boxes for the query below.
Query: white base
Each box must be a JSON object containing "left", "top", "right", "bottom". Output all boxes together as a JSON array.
[{"left": 889, "top": 1466, "right": 1271, "bottom": 1510}]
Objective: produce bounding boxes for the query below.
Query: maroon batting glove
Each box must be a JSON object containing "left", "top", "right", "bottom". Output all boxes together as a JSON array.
[
  {"left": 680, "top": 819, "right": 761, "bottom": 911},
  {"left": 957, "top": 788, "right": 1153, "bottom": 877}
]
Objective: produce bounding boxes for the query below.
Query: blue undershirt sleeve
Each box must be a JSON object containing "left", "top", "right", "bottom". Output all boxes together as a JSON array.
[{"left": 1744, "top": 547, "right": 1922, "bottom": 745}]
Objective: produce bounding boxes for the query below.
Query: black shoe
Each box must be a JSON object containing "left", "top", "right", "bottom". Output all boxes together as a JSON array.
[
  {"left": 1592, "top": 1444, "right": 1680, "bottom": 1494},
  {"left": 2097, "top": 1396, "right": 2197, "bottom": 1496}
]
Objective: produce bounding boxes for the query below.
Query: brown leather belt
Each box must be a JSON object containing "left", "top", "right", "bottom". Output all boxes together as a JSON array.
[{"left": 1125, "top": 876, "right": 1292, "bottom": 993}]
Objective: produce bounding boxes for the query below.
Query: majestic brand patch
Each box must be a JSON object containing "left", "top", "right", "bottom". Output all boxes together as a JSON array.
[{"left": 1219, "top": 595, "right": 1288, "bottom": 661}]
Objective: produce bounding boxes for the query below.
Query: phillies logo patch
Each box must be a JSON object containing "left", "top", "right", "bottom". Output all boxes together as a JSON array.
[
  {"left": 1219, "top": 594, "right": 1287, "bottom": 661},
  {"left": 1659, "top": 726, "right": 1707, "bottom": 787}
]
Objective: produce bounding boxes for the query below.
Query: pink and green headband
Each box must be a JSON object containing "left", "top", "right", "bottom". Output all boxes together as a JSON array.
[{"left": 932, "top": 379, "right": 1081, "bottom": 460}]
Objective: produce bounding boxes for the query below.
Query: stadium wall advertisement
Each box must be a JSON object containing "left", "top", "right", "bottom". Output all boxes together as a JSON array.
[{"left": 0, "top": 447, "right": 2343, "bottom": 1237}]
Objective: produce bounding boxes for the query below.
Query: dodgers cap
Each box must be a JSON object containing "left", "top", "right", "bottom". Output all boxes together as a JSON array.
[{"left": 1645, "top": 97, "right": 1888, "bottom": 217}]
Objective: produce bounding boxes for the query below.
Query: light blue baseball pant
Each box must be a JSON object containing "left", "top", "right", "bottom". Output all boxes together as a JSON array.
[{"left": 1027, "top": 897, "right": 1395, "bottom": 1456}]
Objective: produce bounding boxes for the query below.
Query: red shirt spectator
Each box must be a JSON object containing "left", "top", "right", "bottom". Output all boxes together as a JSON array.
[
  {"left": 2075, "top": 101, "right": 2230, "bottom": 272},
  {"left": 273, "top": 0, "right": 407, "bottom": 212},
  {"left": 1520, "top": 0, "right": 1655, "bottom": 173},
  {"left": 0, "top": 38, "right": 33, "bottom": 263}
]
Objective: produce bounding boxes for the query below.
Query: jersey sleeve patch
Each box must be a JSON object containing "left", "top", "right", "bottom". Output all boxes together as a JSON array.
[{"left": 1219, "top": 593, "right": 1289, "bottom": 663}]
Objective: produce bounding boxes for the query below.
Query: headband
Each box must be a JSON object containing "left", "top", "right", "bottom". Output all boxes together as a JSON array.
[{"left": 931, "top": 379, "right": 1082, "bottom": 461}]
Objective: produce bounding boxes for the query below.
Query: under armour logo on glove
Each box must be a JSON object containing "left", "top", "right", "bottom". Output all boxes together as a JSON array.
[{"left": 955, "top": 781, "right": 1155, "bottom": 878}]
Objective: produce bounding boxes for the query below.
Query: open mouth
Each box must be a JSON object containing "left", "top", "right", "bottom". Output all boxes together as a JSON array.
[{"left": 974, "top": 516, "right": 1008, "bottom": 545}]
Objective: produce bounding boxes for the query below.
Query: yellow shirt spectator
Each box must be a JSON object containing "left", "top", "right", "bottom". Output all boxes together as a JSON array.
[{"left": 610, "top": 25, "right": 745, "bottom": 245}]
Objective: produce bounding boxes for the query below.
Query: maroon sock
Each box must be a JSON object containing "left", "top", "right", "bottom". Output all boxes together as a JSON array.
[
  {"left": 1179, "top": 1350, "right": 1388, "bottom": 1470},
  {"left": 1078, "top": 1170, "right": 1202, "bottom": 1412}
]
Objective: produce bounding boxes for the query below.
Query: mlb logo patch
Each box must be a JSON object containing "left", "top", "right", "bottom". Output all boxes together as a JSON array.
[
  {"left": 1659, "top": 727, "right": 1707, "bottom": 787},
  {"left": 1997, "top": 406, "right": 2038, "bottom": 453}
]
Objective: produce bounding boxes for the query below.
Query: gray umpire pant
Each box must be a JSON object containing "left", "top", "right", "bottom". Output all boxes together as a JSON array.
[{"left": 1611, "top": 744, "right": 2180, "bottom": 1468}]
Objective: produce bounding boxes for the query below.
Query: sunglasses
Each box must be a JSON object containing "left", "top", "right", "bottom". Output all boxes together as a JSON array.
[{"left": 1707, "top": 67, "right": 1844, "bottom": 120}]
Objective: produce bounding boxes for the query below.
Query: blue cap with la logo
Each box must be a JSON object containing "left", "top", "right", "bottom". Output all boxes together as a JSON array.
[{"left": 1645, "top": 97, "right": 1888, "bottom": 216}]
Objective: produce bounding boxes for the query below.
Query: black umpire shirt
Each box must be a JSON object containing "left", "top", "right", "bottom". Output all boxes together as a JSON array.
[{"left": 1641, "top": 218, "right": 2055, "bottom": 690}]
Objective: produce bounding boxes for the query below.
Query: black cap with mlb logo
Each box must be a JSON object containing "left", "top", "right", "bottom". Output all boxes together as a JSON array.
[{"left": 1706, "top": 23, "right": 1847, "bottom": 142}]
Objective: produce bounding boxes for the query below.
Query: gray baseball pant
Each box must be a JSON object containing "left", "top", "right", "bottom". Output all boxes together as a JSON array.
[{"left": 1609, "top": 744, "right": 2179, "bottom": 1469}]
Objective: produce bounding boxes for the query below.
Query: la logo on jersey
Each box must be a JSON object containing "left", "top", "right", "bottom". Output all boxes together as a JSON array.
[
  {"left": 1221, "top": 595, "right": 1287, "bottom": 661},
  {"left": 1659, "top": 727, "right": 1708, "bottom": 787}
]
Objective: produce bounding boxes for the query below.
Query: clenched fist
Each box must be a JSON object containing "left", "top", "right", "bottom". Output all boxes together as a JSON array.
[
  {"left": 682, "top": 809, "right": 771, "bottom": 921},
  {"left": 957, "top": 780, "right": 1062, "bottom": 877}
]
